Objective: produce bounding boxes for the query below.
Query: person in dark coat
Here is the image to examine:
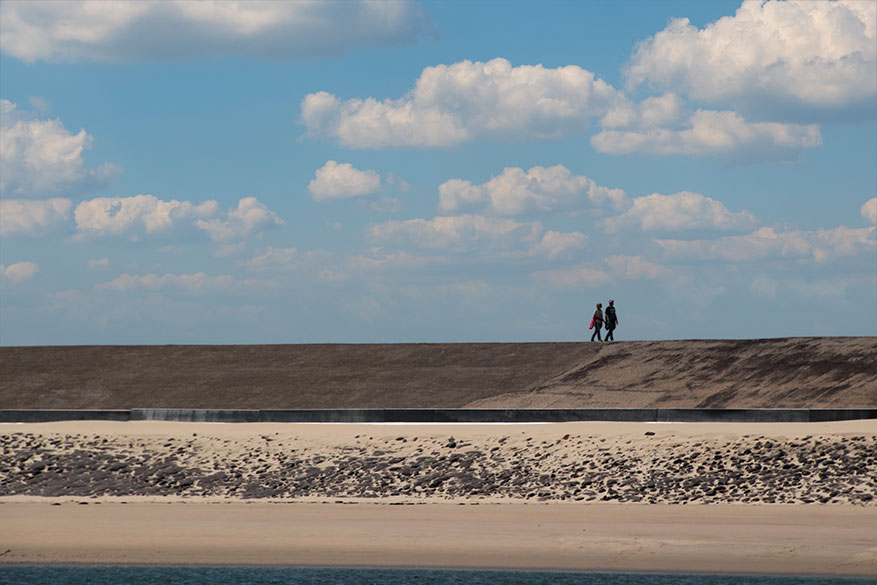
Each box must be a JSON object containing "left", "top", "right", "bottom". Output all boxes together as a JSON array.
[
  {"left": 590, "top": 302, "right": 603, "bottom": 342},
  {"left": 604, "top": 299, "right": 618, "bottom": 341}
]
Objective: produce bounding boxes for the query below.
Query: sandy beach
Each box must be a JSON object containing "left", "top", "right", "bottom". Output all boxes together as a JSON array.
[
  {"left": 2, "top": 419, "right": 875, "bottom": 574},
  {"left": 3, "top": 500, "right": 875, "bottom": 575}
]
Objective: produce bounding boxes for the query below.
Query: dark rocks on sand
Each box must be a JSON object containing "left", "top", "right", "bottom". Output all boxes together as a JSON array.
[{"left": 1, "top": 431, "right": 874, "bottom": 505}]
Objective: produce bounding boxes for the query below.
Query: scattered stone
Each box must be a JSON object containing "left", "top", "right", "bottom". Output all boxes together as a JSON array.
[{"left": 0, "top": 429, "right": 873, "bottom": 505}]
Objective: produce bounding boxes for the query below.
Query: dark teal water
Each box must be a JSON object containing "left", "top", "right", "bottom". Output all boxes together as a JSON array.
[{"left": 0, "top": 567, "right": 871, "bottom": 585}]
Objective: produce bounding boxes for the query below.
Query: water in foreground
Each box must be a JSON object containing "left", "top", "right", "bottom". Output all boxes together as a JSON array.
[{"left": 0, "top": 567, "right": 870, "bottom": 585}]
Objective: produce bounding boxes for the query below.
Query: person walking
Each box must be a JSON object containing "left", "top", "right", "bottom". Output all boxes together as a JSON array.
[
  {"left": 590, "top": 302, "right": 604, "bottom": 342},
  {"left": 604, "top": 299, "right": 618, "bottom": 341}
]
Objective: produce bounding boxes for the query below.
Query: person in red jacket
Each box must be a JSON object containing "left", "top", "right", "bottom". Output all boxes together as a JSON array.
[{"left": 589, "top": 302, "right": 603, "bottom": 342}]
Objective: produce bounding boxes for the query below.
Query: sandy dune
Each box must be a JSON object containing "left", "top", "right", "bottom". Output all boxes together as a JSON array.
[
  {"left": 1, "top": 337, "right": 875, "bottom": 409},
  {"left": 469, "top": 337, "right": 877, "bottom": 408}
]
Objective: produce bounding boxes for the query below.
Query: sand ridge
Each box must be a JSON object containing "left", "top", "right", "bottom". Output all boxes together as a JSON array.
[
  {"left": 2, "top": 337, "right": 875, "bottom": 410},
  {"left": 2, "top": 421, "right": 874, "bottom": 505}
]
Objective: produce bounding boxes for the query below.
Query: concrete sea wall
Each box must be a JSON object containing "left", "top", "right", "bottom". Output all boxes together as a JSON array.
[{"left": 1, "top": 408, "right": 875, "bottom": 423}]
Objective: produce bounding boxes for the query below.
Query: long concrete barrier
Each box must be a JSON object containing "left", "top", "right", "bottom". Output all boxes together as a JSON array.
[
  {"left": 655, "top": 409, "right": 814, "bottom": 423},
  {"left": 1, "top": 408, "right": 875, "bottom": 424},
  {"left": 131, "top": 409, "right": 261, "bottom": 423},
  {"left": 0, "top": 410, "right": 131, "bottom": 423}
]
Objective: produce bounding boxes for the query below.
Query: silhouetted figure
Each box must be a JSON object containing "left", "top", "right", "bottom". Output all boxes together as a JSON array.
[
  {"left": 605, "top": 299, "right": 618, "bottom": 341},
  {"left": 590, "top": 302, "right": 603, "bottom": 342}
]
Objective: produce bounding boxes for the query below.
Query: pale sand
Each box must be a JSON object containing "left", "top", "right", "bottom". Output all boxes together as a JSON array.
[
  {"left": 7, "top": 418, "right": 876, "bottom": 441},
  {"left": 2, "top": 502, "right": 875, "bottom": 575},
  {"left": 2, "top": 420, "right": 875, "bottom": 574}
]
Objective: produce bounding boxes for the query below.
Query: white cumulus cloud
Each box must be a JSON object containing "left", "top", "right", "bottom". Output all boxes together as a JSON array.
[
  {"left": 194, "top": 197, "right": 285, "bottom": 242},
  {"left": 862, "top": 198, "right": 877, "bottom": 225},
  {"left": 368, "top": 214, "right": 543, "bottom": 254},
  {"left": 302, "top": 58, "right": 621, "bottom": 148},
  {"left": 74, "top": 194, "right": 218, "bottom": 239},
  {"left": 601, "top": 191, "right": 757, "bottom": 234},
  {"left": 658, "top": 225, "right": 875, "bottom": 263},
  {"left": 600, "top": 92, "right": 686, "bottom": 129},
  {"left": 533, "top": 231, "right": 587, "bottom": 260},
  {"left": 808, "top": 225, "right": 877, "bottom": 263},
  {"left": 438, "top": 165, "right": 628, "bottom": 215},
  {"left": 0, "top": 261, "right": 39, "bottom": 283},
  {"left": 72, "top": 194, "right": 282, "bottom": 242},
  {"left": 308, "top": 160, "right": 381, "bottom": 201},
  {"left": 0, "top": 99, "right": 119, "bottom": 196},
  {"left": 0, "top": 0, "right": 432, "bottom": 63},
  {"left": 626, "top": 0, "right": 877, "bottom": 120},
  {"left": 591, "top": 109, "right": 821, "bottom": 160},
  {"left": 367, "top": 213, "right": 586, "bottom": 262},
  {"left": 0, "top": 198, "right": 72, "bottom": 236}
]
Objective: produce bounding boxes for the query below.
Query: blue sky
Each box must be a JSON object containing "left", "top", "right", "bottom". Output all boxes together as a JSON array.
[{"left": 1, "top": 0, "right": 875, "bottom": 345}]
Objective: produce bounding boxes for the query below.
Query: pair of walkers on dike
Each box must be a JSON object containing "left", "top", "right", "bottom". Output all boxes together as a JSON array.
[{"left": 589, "top": 300, "right": 618, "bottom": 342}]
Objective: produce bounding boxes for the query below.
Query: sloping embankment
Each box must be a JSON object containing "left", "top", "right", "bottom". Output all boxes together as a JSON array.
[{"left": 0, "top": 337, "right": 874, "bottom": 410}]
